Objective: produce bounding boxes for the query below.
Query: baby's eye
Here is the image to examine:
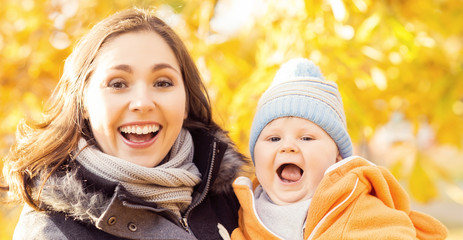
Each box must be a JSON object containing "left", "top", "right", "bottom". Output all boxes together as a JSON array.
[
  {"left": 154, "top": 78, "right": 173, "bottom": 88},
  {"left": 108, "top": 78, "right": 127, "bottom": 89},
  {"left": 301, "top": 136, "right": 313, "bottom": 141},
  {"left": 269, "top": 136, "right": 281, "bottom": 142}
]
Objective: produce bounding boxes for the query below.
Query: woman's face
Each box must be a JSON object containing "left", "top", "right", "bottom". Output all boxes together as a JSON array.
[{"left": 84, "top": 31, "right": 187, "bottom": 167}]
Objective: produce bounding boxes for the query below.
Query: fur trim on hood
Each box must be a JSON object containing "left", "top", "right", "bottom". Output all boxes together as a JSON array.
[
  {"left": 39, "top": 171, "right": 107, "bottom": 224},
  {"left": 209, "top": 129, "right": 248, "bottom": 194}
]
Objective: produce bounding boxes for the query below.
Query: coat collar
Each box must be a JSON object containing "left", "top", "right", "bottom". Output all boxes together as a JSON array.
[
  {"left": 190, "top": 128, "right": 247, "bottom": 195},
  {"left": 37, "top": 128, "right": 247, "bottom": 225}
]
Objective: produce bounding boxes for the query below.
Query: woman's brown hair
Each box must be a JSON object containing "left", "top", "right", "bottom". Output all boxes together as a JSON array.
[{"left": 2, "top": 8, "right": 220, "bottom": 209}]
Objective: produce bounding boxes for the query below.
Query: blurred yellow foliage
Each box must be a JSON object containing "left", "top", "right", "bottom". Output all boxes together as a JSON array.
[{"left": 1, "top": 0, "right": 462, "bottom": 238}]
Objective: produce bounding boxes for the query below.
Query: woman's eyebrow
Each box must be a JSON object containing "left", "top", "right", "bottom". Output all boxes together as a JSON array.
[
  {"left": 109, "top": 63, "right": 180, "bottom": 74},
  {"left": 152, "top": 63, "right": 180, "bottom": 74},
  {"left": 111, "top": 64, "right": 132, "bottom": 73}
]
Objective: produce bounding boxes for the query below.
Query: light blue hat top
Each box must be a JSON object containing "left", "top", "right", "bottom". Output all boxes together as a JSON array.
[{"left": 249, "top": 58, "right": 353, "bottom": 163}]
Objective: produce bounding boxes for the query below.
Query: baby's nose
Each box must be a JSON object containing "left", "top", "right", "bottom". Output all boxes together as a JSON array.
[{"left": 279, "top": 141, "right": 298, "bottom": 153}]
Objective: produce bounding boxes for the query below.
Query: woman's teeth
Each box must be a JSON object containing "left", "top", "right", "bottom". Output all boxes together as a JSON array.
[
  {"left": 119, "top": 125, "right": 160, "bottom": 143},
  {"left": 119, "top": 124, "right": 160, "bottom": 135}
]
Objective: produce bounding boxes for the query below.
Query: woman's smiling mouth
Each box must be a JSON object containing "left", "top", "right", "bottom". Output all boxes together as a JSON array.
[{"left": 119, "top": 124, "right": 161, "bottom": 144}]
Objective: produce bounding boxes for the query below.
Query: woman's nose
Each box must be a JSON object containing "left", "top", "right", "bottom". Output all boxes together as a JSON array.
[{"left": 129, "top": 88, "right": 155, "bottom": 113}]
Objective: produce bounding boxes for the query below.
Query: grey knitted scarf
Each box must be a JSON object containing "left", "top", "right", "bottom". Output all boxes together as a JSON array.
[{"left": 75, "top": 128, "right": 201, "bottom": 218}]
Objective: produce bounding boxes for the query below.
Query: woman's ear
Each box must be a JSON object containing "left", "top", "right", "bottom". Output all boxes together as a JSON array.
[
  {"left": 82, "top": 104, "right": 89, "bottom": 119},
  {"left": 81, "top": 93, "right": 89, "bottom": 119}
]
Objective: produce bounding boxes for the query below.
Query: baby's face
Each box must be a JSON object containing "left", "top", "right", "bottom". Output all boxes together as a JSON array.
[{"left": 254, "top": 117, "right": 342, "bottom": 205}]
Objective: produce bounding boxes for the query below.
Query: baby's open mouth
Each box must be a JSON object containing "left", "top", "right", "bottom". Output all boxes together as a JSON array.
[
  {"left": 277, "top": 163, "right": 304, "bottom": 183},
  {"left": 119, "top": 124, "right": 160, "bottom": 143}
]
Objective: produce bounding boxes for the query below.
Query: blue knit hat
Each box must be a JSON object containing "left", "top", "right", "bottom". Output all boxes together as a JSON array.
[{"left": 249, "top": 58, "right": 353, "bottom": 163}]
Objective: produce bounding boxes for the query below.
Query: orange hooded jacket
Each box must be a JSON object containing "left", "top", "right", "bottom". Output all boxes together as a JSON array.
[{"left": 231, "top": 156, "right": 448, "bottom": 240}]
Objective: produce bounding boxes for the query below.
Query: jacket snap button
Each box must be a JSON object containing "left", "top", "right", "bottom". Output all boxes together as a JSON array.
[
  {"left": 107, "top": 216, "right": 117, "bottom": 226},
  {"left": 128, "top": 222, "right": 137, "bottom": 232}
]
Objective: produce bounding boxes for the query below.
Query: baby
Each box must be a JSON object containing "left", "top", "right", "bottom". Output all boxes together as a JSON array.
[{"left": 231, "top": 58, "right": 447, "bottom": 240}]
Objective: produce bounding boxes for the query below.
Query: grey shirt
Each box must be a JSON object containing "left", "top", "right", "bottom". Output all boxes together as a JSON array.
[{"left": 254, "top": 185, "right": 311, "bottom": 240}]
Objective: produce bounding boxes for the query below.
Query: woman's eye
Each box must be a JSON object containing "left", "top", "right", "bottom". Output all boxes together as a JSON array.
[
  {"left": 154, "top": 78, "right": 173, "bottom": 88},
  {"left": 108, "top": 78, "right": 127, "bottom": 89}
]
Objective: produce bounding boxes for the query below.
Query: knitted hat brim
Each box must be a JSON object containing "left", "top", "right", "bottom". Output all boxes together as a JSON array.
[{"left": 249, "top": 95, "right": 353, "bottom": 163}]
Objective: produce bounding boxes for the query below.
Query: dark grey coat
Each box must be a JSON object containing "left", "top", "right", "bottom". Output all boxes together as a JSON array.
[{"left": 14, "top": 129, "right": 247, "bottom": 240}]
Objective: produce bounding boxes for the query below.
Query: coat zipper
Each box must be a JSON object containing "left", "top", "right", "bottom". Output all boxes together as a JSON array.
[
  {"left": 180, "top": 217, "right": 190, "bottom": 232},
  {"left": 120, "top": 141, "right": 218, "bottom": 235},
  {"left": 181, "top": 141, "right": 217, "bottom": 232}
]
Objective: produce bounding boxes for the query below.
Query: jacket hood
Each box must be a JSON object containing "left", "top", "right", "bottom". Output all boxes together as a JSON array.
[
  {"left": 36, "top": 128, "right": 248, "bottom": 224},
  {"left": 311, "top": 156, "right": 448, "bottom": 240}
]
